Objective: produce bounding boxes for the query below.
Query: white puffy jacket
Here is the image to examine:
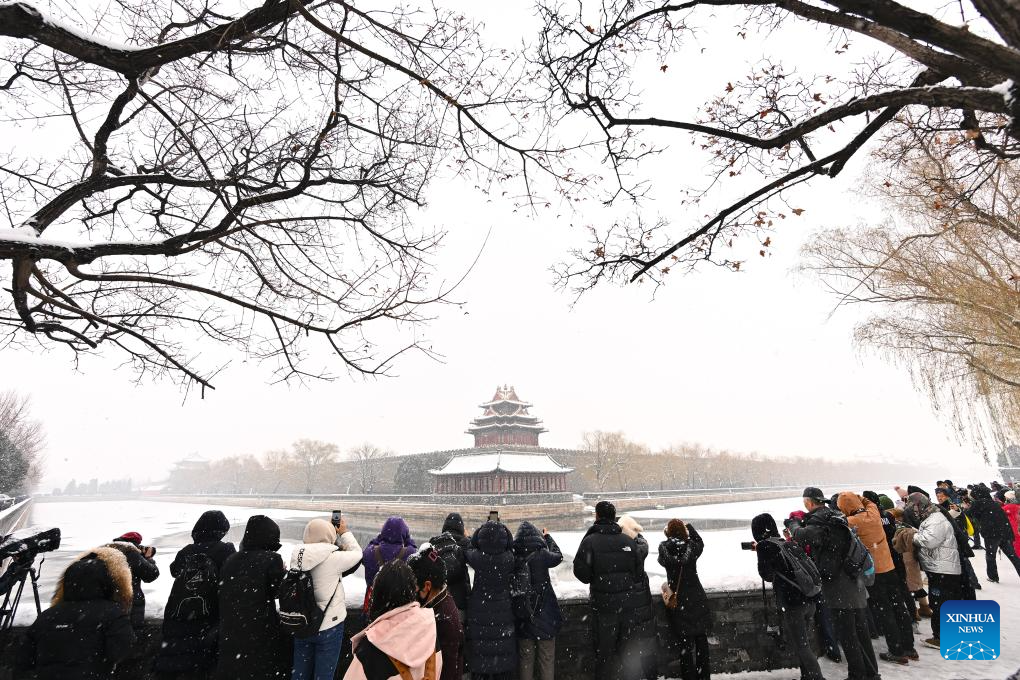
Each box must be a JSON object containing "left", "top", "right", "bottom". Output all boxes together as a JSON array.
[
  {"left": 913, "top": 511, "right": 961, "bottom": 575},
  {"left": 290, "top": 531, "right": 363, "bottom": 631}
]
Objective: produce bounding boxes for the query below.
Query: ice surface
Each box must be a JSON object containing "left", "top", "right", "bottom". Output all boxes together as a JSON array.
[{"left": 13, "top": 495, "right": 1020, "bottom": 680}]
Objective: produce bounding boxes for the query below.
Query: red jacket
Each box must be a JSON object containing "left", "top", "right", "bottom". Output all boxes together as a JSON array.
[{"left": 1004, "top": 503, "right": 1020, "bottom": 556}]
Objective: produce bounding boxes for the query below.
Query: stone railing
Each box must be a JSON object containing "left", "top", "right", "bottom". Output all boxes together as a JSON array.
[
  {"left": 0, "top": 497, "right": 32, "bottom": 538},
  {"left": 1, "top": 589, "right": 804, "bottom": 680}
]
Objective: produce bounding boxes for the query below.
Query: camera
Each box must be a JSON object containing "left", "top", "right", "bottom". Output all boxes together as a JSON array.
[
  {"left": 1, "top": 526, "right": 61, "bottom": 632},
  {"left": 0, "top": 526, "right": 61, "bottom": 563},
  {"left": 331, "top": 509, "right": 342, "bottom": 527},
  {"left": 740, "top": 541, "right": 755, "bottom": 551},
  {"left": 488, "top": 510, "right": 500, "bottom": 523}
]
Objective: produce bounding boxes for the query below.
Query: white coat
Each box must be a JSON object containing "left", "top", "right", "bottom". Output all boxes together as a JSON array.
[
  {"left": 289, "top": 531, "right": 363, "bottom": 631},
  {"left": 913, "top": 511, "right": 961, "bottom": 576}
]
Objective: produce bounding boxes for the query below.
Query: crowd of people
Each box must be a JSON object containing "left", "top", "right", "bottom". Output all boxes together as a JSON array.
[
  {"left": 750, "top": 480, "right": 1020, "bottom": 680},
  {"left": 11, "top": 477, "right": 1020, "bottom": 680}
]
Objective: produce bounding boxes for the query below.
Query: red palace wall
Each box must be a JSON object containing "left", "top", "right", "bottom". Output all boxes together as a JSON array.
[
  {"left": 473, "top": 430, "right": 540, "bottom": 447},
  {"left": 435, "top": 472, "right": 567, "bottom": 494}
]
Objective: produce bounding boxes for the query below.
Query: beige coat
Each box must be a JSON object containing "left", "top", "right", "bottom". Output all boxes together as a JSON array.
[{"left": 891, "top": 526, "right": 924, "bottom": 592}]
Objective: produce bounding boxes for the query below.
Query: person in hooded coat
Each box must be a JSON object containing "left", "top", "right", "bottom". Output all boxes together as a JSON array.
[
  {"left": 752, "top": 513, "right": 823, "bottom": 680},
  {"left": 618, "top": 515, "right": 657, "bottom": 680},
  {"left": 658, "top": 518, "right": 712, "bottom": 680},
  {"left": 363, "top": 516, "right": 417, "bottom": 609},
  {"left": 969, "top": 486, "right": 1020, "bottom": 582},
  {"left": 512, "top": 521, "right": 563, "bottom": 680},
  {"left": 289, "top": 517, "right": 364, "bottom": 680},
  {"left": 105, "top": 531, "right": 160, "bottom": 630},
  {"left": 19, "top": 547, "right": 136, "bottom": 680},
  {"left": 215, "top": 515, "right": 290, "bottom": 680},
  {"left": 907, "top": 492, "right": 962, "bottom": 649},
  {"left": 573, "top": 501, "right": 642, "bottom": 680},
  {"left": 429, "top": 512, "right": 472, "bottom": 619},
  {"left": 408, "top": 546, "right": 465, "bottom": 680},
  {"left": 837, "top": 492, "right": 916, "bottom": 664},
  {"left": 345, "top": 560, "right": 441, "bottom": 680},
  {"left": 154, "top": 510, "right": 236, "bottom": 679},
  {"left": 888, "top": 509, "right": 932, "bottom": 620},
  {"left": 465, "top": 520, "right": 517, "bottom": 680}
]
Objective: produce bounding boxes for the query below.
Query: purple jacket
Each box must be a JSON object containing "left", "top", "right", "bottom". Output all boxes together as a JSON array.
[{"left": 363, "top": 517, "right": 417, "bottom": 587}]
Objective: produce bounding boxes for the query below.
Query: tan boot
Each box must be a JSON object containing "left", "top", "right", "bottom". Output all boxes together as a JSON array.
[{"left": 918, "top": 598, "right": 933, "bottom": 618}]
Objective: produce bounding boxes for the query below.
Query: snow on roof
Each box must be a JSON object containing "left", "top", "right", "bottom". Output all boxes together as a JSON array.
[{"left": 429, "top": 452, "right": 573, "bottom": 476}]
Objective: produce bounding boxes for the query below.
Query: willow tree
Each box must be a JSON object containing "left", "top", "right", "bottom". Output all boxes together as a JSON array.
[
  {"left": 0, "top": 0, "right": 570, "bottom": 392},
  {"left": 803, "top": 149, "right": 1020, "bottom": 452}
]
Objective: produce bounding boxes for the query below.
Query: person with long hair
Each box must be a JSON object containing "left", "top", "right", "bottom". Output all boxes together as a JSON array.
[
  {"left": 345, "top": 560, "right": 441, "bottom": 680},
  {"left": 658, "top": 519, "right": 712, "bottom": 680}
]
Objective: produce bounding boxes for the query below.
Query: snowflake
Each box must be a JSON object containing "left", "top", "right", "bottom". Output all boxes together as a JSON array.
[{"left": 942, "top": 641, "right": 998, "bottom": 660}]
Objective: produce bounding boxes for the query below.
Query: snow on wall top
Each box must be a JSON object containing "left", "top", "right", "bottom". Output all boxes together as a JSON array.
[{"left": 429, "top": 451, "right": 573, "bottom": 475}]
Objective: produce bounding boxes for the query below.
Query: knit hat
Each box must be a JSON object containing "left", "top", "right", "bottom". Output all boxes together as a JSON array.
[
  {"left": 618, "top": 515, "right": 643, "bottom": 539},
  {"left": 192, "top": 510, "right": 230, "bottom": 543},
  {"left": 861, "top": 490, "right": 881, "bottom": 506},
  {"left": 303, "top": 518, "right": 337, "bottom": 545},
  {"left": 665, "top": 519, "right": 688, "bottom": 540},
  {"left": 114, "top": 532, "right": 142, "bottom": 546},
  {"left": 595, "top": 501, "right": 617, "bottom": 521},
  {"left": 802, "top": 487, "right": 825, "bottom": 503},
  {"left": 878, "top": 494, "right": 895, "bottom": 511},
  {"left": 240, "top": 515, "right": 281, "bottom": 552},
  {"left": 751, "top": 513, "right": 780, "bottom": 542},
  {"left": 1006, "top": 490, "right": 1016, "bottom": 502}
]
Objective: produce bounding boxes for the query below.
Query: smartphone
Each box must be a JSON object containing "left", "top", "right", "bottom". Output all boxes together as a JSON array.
[
  {"left": 331, "top": 509, "right": 342, "bottom": 526},
  {"left": 488, "top": 510, "right": 499, "bottom": 523},
  {"left": 740, "top": 541, "right": 755, "bottom": 551}
]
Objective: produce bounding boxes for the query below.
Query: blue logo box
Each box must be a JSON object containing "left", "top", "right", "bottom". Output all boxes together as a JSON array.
[{"left": 940, "top": 600, "right": 1000, "bottom": 660}]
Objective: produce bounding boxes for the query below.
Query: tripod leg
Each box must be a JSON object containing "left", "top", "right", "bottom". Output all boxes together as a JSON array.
[{"left": 31, "top": 567, "right": 42, "bottom": 616}]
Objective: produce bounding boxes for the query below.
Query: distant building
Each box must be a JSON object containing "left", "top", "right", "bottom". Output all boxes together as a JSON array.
[
  {"left": 429, "top": 386, "right": 574, "bottom": 495},
  {"left": 999, "top": 445, "right": 1020, "bottom": 484},
  {"left": 167, "top": 454, "right": 211, "bottom": 493}
]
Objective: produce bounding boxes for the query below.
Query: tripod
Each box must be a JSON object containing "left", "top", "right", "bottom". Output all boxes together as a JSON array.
[{"left": 0, "top": 554, "right": 44, "bottom": 633}]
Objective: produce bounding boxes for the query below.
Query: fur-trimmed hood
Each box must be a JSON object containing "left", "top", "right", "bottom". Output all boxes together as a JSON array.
[{"left": 52, "top": 546, "right": 133, "bottom": 611}]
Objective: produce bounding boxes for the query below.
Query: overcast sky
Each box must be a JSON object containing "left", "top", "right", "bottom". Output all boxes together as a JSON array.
[{"left": 1, "top": 0, "right": 996, "bottom": 490}]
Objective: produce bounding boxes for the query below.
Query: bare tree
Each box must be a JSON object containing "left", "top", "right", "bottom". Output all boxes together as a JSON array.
[
  {"left": 347, "top": 442, "right": 390, "bottom": 494},
  {"left": 581, "top": 430, "right": 636, "bottom": 491},
  {"left": 291, "top": 438, "right": 338, "bottom": 494},
  {"left": 537, "top": 0, "right": 1019, "bottom": 291},
  {"left": 0, "top": 390, "right": 45, "bottom": 492},
  {"left": 0, "top": 0, "right": 575, "bottom": 392},
  {"left": 803, "top": 145, "right": 1020, "bottom": 452}
]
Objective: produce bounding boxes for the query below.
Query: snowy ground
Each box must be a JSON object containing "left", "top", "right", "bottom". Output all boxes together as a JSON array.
[{"left": 14, "top": 497, "right": 1020, "bottom": 677}]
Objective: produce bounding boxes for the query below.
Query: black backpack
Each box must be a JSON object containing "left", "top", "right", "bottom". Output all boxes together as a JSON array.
[
  {"left": 510, "top": 553, "right": 543, "bottom": 622},
  {"left": 278, "top": 548, "right": 340, "bottom": 638},
  {"left": 767, "top": 538, "right": 821, "bottom": 598},
  {"left": 165, "top": 552, "right": 220, "bottom": 622}
]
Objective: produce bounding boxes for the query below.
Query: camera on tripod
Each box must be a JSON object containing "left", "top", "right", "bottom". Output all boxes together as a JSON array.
[{"left": 0, "top": 526, "right": 61, "bottom": 631}]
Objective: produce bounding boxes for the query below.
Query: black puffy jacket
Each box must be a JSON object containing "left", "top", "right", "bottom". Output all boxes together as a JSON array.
[
  {"left": 465, "top": 521, "right": 517, "bottom": 675},
  {"left": 573, "top": 519, "right": 641, "bottom": 615},
  {"left": 154, "top": 511, "right": 237, "bottom": 675},
  {"left": 970, "top": 488, "right": 1014, "bottom": 541},
  {"left": 513, "top": 522, "right": 564, "bottom": 640},
  {"left": 658, "top": 526, "right": 712, "bottom": 635},
  {"left": 752, "top": 513, "right": 806, "bottom": 610},
  {"left": 214, "top": 516, "right": 290, "bottom": 680},
  {"left": 430, "top": 512, "right": 472, "bottom": 612},
  {"left": 19, "top": 549, "right": 136, "bottom": 680}
]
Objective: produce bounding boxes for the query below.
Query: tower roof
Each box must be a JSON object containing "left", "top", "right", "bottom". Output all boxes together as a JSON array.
[{"left": 468, "top": 384, "right": 548, "bottom": 441}]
